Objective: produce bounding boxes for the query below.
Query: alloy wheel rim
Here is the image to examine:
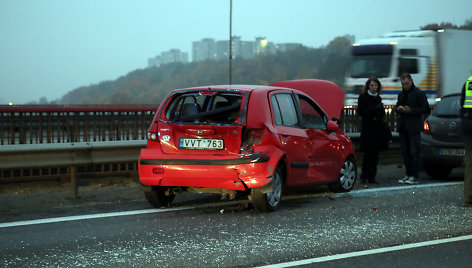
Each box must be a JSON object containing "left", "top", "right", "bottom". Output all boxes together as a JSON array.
[
  {"left": 340, "top": 160, "right": 356, "bottom": 189},
  {"left": 267, "top": 171, "right": 282, "bottom": 207}
]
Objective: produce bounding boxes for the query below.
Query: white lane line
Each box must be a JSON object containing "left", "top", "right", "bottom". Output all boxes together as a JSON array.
[
  {"left": 283, "top": 182, "right": 463, "bottom": 201},
  {"left": 256, "top": 234, "right": 472, "bottom": 268},
  {"left": 346, "top": 182, "right": 463, "bottom": 197},
  {"left": 0, "top": 182, "right": 463, "bottom": 229},
  {"left": 0, "top": 207, "right": 193, "bottom": 228}
]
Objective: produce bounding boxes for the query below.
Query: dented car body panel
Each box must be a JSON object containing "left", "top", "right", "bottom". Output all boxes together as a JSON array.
[
  {"left": 138, "top": 80, "right": 356, "bottom": 209},
  {"left": 139, "top": 145, "right": 284, "bottom": 190}
]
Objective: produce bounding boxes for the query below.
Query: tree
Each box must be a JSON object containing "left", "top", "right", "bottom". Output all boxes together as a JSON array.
[
  {"left": 420, "top": 17, "right": 472, "bottom": 30},
  {"left": 461, "top": 17, "right": 472, "bottom": 30},
  {"left": 60, "top": 37, "right": 352, "bottom": 104},
  {"left": 421, "top": 22, "right": 457, "bottom": 30},
  {"left": 318, "top": 37, "right": 352, "bottom": 85},
  {"left": 39, "top": 97, "right": 48, "bottom": 104}
]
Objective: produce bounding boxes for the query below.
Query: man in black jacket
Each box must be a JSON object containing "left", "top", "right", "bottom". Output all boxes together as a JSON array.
[{"left": 396, "top": 73, "right": 430, "bottom": 184}]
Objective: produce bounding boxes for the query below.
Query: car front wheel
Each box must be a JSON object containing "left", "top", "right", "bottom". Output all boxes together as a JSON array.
[
  {"left": 328, "top": 156, "right": 357, "bottom": 192},
  {"left": 251, "top": 166, "right": 284, "bottom": 212},
  {"left": 144, "top": 186, "right": 176, "bottom": 208}
]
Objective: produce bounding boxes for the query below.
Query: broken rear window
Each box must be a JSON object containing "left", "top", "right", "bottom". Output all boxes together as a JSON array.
[{"left": 163, "top": 91, "right": 245, "bottom": 125}]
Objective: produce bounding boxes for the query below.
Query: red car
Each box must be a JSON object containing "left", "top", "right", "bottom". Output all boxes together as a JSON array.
[{"left": 139, "top": 79, "right": 356, "bottom": 211}]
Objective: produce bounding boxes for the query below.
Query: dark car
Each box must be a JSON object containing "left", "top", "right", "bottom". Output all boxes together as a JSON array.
[
  {"left": 421, "top": 93, "right": 465, "bottom": 179},
  {"left": 138, "top": 80, "right": 357, "bottom": 211}
]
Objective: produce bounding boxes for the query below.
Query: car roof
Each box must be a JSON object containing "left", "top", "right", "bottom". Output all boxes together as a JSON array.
[
  {"left": 179, "top": 85, "right": 268, "bottom": 92},
  {"left": 440, "top": 93, "right": 461, "bottom": 98}
]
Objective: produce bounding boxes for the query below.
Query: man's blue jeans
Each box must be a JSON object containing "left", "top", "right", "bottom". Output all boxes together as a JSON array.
[{"left": 399, "top": 130, "right": 421, "bottom": 178}]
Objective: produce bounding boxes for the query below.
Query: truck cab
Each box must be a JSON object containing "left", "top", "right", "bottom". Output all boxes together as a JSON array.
[{"left": 344, "top": 30, "right": 437, "bottom": 105}]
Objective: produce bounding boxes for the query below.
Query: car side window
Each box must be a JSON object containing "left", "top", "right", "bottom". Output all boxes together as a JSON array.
[
  {"left": 297, "top": 95, "right": 326, "bottom": 130},
  {"left": 271, "top": 93, "right": 299, "bottom": 127}
]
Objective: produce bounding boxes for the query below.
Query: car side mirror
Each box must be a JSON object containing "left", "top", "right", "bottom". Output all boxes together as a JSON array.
[
  {"left": 331, "top": 117, "right": 341, "bottom": 125},
  {"left": 326, "top": 120, "right": 340, "bottom": 132}
]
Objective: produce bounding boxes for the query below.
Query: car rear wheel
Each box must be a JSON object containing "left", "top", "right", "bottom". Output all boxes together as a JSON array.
[
  {"left": 251, "top": 166, "right": 284, "bottom": 212},
  {"left": 144, "top": 186, "right": 176, "bottom": 208},
  {"left": 423, "top": 164, "right": 453, "bottom": 179},
  {"left": 328, "top": 156, "right": 357, "bottom": 192}
]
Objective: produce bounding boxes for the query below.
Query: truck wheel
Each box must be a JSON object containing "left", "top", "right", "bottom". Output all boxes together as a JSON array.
[
  {"left": 144, "top": 186, "right": 175, "bottom": 208},
  {"left": 251, "top": 166, "right": 284, "bottom": 212},
  {"left": 328, "top": 156, "right": 357, "bottom": 192},
  {"left": 424, "top": 164, "right": 452, "bottom": 179}
]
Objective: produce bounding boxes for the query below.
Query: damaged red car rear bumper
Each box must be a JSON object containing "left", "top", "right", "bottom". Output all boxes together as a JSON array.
[{"left": 138, "top": 148, "right": 282, "bottom": 191}]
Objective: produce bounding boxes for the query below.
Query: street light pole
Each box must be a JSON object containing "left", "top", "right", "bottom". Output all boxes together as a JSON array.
[{"left": 229, "top": 0, "right": 232, "bottom": 85}]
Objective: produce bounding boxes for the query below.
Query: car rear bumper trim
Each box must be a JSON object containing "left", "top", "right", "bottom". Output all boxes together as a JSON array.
[{"left": 140, "top": 155, "right": 269, "bottom": 166}]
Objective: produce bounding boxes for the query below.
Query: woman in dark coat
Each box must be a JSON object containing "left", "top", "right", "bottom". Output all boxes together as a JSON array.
[{"left": 357, "top": 76, "right": 386, "bottom": 183}]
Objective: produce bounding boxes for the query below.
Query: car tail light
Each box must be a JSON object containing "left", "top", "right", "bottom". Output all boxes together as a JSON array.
[
  {"left": 423, "top": 119, "right": 431, "bottom": 135},
  {"left": 147, "top": 122, "right": 159, "bottom": 141}
]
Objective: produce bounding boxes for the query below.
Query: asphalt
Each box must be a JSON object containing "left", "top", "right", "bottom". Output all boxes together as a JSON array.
[
  {"left": 0, "top": 158, "right": 465, "bottom": 224},
  {"left": 0, "top": 168, "right": 469, "bottom": 268}
]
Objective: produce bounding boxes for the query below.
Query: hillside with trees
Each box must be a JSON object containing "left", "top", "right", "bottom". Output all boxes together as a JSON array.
[
  {"left": 420, "top": 18, "right": 472, "bottom": 30},
  {"left": 60, "top": 18, "right": 472, "bottom": 105},
  {"left": 61, "top": 36, "right": 352, "bottom": 104}
]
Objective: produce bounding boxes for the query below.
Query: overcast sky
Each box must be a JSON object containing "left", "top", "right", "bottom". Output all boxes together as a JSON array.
[{"left": 1, "top": 0, "right": 471, "bottom": 104}]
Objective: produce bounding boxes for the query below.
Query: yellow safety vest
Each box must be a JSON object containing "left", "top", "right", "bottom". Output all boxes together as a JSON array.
[{"left": 465, "top": 75, "right": 472, "bottom": 108}]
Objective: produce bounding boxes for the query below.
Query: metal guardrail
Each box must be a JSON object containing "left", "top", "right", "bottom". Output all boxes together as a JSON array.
[
  {"left": 0, "top": 133, "right": 402, "bottom": 197},
  {"left": 0, "top": 140, "right": 146, "bottom": 169},
  {"left": 0, "top": 140, "right": 146, "bottom": 198}
]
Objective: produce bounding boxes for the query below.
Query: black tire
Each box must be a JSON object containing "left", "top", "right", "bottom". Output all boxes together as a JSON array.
[
  {"left": 423, "top": 164, "right": 453, "bottom": 179},
  {"left": 144, "top": 186, "right": 176, "bottom": 208},
  {"left": 328, "top": 156, "right": 357, "bottom": 192},
  {"left": 251, "top": 166, "right": 284, "bottom": 212}
]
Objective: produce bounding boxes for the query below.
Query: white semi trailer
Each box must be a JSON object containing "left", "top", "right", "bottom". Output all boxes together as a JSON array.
[{"left": 344, "top": 29, "right": 472, "bottom": 105}]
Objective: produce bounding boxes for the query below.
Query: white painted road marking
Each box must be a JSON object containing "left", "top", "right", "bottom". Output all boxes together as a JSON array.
[
  {"left": 0, "top": 207, "right": 193, "bottom": 228},
  {"left": 1, "top": 182, "right": 469, "bottom": 267},
  {"left": 256, "top": 234, "right": 472, "bottom": 267},
  {"left": 0, "top": 182, "right": 463, "bottom": 229}
]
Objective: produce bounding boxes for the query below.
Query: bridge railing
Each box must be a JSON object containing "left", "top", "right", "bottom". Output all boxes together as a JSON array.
[
  {"left": 0, "top": 105, "right": 399, "bottom": 145},
  {"left": 0, "top": 105, "right": 159, "bottom": 145}
]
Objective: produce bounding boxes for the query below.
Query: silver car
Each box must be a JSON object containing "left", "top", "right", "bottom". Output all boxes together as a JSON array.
[{"left": 421, "top": 93, "right": 465, "bottom": 179}]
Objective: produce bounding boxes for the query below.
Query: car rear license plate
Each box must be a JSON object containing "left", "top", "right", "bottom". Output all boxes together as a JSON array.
[
  {"left": 439, "top": 148, "right": 465, "bottom": 157},
  {"left": 179, "top": 138, "right": 224, "bottom": 150}
]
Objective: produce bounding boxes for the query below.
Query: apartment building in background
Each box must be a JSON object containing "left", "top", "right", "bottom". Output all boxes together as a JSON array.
[
  {"left": 193, "top": 36, "right": 302, "bottom": 62},
  {"left": 148, "top": 36, "right": 303, "bottom": 67},
  {"left": 148, "top": 49, "right": 189, "bottom": 68}
]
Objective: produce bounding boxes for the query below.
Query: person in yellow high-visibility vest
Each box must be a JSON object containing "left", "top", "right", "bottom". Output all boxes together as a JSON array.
[{"left": 461, "top": 75, "right": 472, "bottom": 207}]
